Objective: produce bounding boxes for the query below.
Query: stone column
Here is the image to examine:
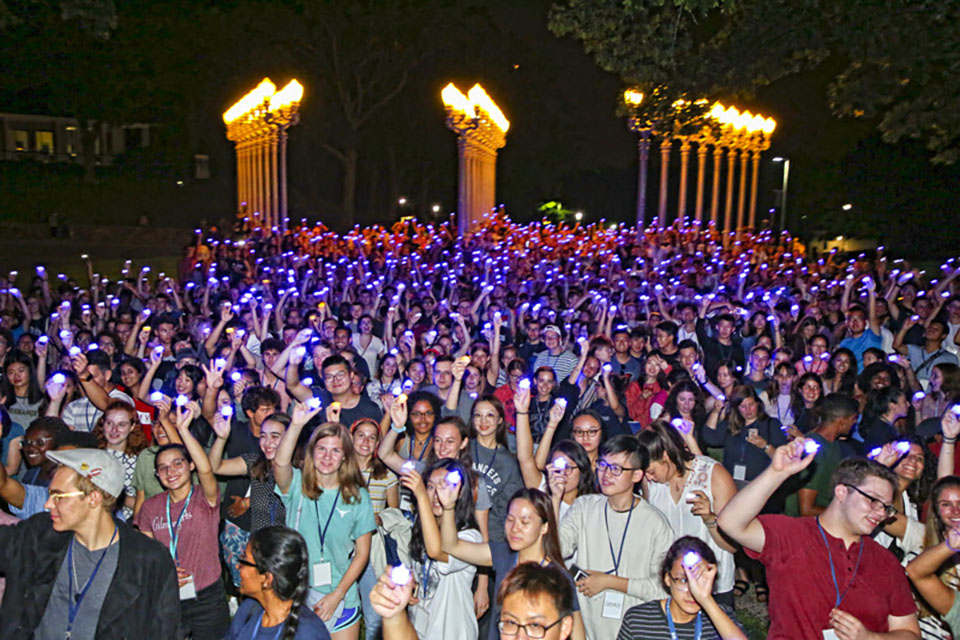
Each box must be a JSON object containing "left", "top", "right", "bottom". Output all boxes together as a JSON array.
[
  {"left": 658, "top": 138, "right": 672, "bottom": 226},
  {"left": 677, "top": 138, "right": 691, "bottom": 223},
  {"left": 635, "top": 134, "right": 651, "bottom": 227},
  {"left": 711, "top": 145, "right": 723, "bottom": 227},
  {"left": 737, "top": 146, "right": 749, "bottom": 230},
  {"left": 748, "top": 148, "right": 761, "bottom": 230},
  {"left": 724, "top": 148, "right": 737, "bottom": 233},
  {"left": 694, "top": 141, "right": 707, "bottom": 223}
]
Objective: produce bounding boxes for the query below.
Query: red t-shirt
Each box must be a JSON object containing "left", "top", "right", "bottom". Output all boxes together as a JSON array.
[
  {"left": 134, "top": 486, "right": 222, "bottom": 591},
  {"left": 746, "top": 514, "right": 915, "bottom": 639}
]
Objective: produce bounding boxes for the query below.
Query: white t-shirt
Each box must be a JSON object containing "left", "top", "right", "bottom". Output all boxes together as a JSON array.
[
  {"left": 409, "top": 528, "right": 481, "bottom": 639},
  {"left": 62, "top": 388, "right": 134, "bottom": 432},
  {"left": 352, "top": 334, "right": 386, "bottom": 379}
]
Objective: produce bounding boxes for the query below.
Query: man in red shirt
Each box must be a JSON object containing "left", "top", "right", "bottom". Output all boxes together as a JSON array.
[{"left": 718, "top": 440, "right": 919, "bottom": 640}]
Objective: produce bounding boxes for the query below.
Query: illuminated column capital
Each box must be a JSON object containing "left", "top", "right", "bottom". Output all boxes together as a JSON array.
[{"left": 442, "top": 83, "right": 510, "bottom": 236}]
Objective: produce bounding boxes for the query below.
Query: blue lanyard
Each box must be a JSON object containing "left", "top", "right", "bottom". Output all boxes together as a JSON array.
[
  {"left": 166, "top": 486, "right": 194, "bottom": 564},
  {"left": 314, "top": 491, "right": 340, "bottom": 559},
  {"left": 251, "top": 612, "right": 285, "bottom": 640},
  {"left": 604, "top": 499, "right": 635, "bottom": 576},
  {"left": 665, "top": 597, "right": 702, "bottom": 640},
  {"left": 474, "top": 441, "right": 499, "bottom": 473},
  {"left": 67, "top": 526, "right": 118, "bottom": 636},
  {"left": 816, "top": 517, "right": 864, "bottom": 607},
  {"left": 420, "top": 558, "right": 433, "bottom": 597},
  {"left": 415, "top": 435, "right": 432, "bottom": 461}
]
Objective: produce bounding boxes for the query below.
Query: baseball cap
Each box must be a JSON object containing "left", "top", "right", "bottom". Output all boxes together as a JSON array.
[
  {"left": 543, "top": 325, "right": 562, "bottom": 337},
  {"left": 47, "top": 448, "right": 124, "bottom": 498}
]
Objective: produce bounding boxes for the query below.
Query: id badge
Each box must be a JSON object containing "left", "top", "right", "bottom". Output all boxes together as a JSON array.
[
  {"left": 179, "top": 573, "right": 197, "bottom": 601},
  {"left": 313, "top": 562, "right": 332, "bottom": 587},
  {"left": 822, "top": 630, "right": 840, "bottom": 640},
  {"left": 602, "top": 591, "right": 624, "bottom": 619},
  {"left": 733, "top": 465, "right": 746, "bottom": 481}
]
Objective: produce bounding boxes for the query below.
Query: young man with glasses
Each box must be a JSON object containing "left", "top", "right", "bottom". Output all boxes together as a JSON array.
[
  {"left": 555, "top": 434, "right": 674, "bottom": 639},
  {"left": 285, "top": 353, "right": 382, "bottom": 429},
  {"left": 718, "top": 442, "right": 920, "bottom": 639},
  {"left": 371, "top": 562, "right": 575, "bottom": 640},
  {"left": 0, "top": 448, "right": 180, "bottom": 638}
]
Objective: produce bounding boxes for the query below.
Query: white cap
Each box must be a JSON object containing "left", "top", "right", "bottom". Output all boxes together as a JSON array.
[{"left": 47, "top": 448, "right": 125, "bottom": 498}]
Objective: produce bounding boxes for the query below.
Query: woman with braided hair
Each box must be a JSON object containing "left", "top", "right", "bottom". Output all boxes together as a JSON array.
[{"left": 227, "top": 525, "right": 331, "bottom": 640}]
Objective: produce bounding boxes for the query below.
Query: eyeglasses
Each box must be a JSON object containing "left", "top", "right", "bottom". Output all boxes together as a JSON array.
[
  {"left": 104, "top": 421, "right": 133, "bottom": 429},
  {"left": 597, "top": 459, "right": 640, "bottom": 478},
  {"left": 843, "top": 483, "right": 896, "bottom": 517},
  {"left": 549, "top": 464, "right": 576, "bottom": 477},
  {"left": 23, "top": 436, "right": 54, "bottom": 447},
  {"left": 156, "top": 458, "right": 189, "bottom": 475},
  {"left": 236, "top": 558, "right": 259, "bottom": 569},
  {"left": 410, "top": 411, "right": 435, "bottom": 419},
  {"left": 498, "top": 617, "right": 565, "bottom": 639},
  {"left": 572, "top": 428, "right": 601, "bottom": 438},
  {"left": 669, "top": 574, "right": 690, "bottom": 589},
  {"left": 49, "top": 490, "right": 86, "bottom": 504},
  {"left": 324, "top": 371, "right": 350, "bottom": 383}
]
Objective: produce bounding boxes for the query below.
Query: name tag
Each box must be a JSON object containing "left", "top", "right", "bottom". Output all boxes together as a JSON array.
[
  {"left": 602, "top": 591, "right": 624, "bottom": 619},
  {"left": 179, "top": 574, "right": 197, "bottom": 601},
  {"left": 822, "top": 630, "right": 840, "bottom": 640},
  {"left": 313, "top": 562, "right": 332, "bottom": 587},
  {"left": 733, "top": 465, "right": 746, "bottom": 481}
]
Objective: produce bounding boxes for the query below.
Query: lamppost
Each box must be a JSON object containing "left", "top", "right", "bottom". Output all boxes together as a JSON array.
[
  {"left": 441, "top": 82, "right": 509, "bottom": 237},
  {"left": 624, "top": 90, "right": 653, "bottom": 227},
  {"left": 224, "top": 78, "right": 303, "bottom": 233},
  {"left": 772, "top": 156, "right": 790, "bottom": 232}
]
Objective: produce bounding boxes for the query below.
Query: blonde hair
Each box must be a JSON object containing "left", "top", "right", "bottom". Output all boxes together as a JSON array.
[
  {"left": 301, "top": 422, "right": 365, "bottom": 504},
  {"left": 74, "top": 472, "right": 118, "bottom": 513}
]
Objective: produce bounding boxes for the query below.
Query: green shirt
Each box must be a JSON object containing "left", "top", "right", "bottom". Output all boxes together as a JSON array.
[
  {"left": 784, "top": 433, "right": 843, "bottom": 517},
  {"left": 132, "top": 446, "right": 165, "bottom": 500},
  {"left": 945, "top": 592, "right": 960, "bottom": 637},
  {"left": 276, "top": 468, "right": 376, "bottom": 608}
]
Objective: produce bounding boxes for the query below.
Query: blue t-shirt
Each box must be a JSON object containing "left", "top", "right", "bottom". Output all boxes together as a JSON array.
[
  {"left": 838, "top": 329, "right": 882, "bottom": 371},
  {"left": 1, "top": 422, "right": 23, "bottom": 468},
  {"left": 225, "top": 598, "right": 330, "bottom": 640},
  {"left": 276, "top": 468, "right": 377, "bottom": 608}
]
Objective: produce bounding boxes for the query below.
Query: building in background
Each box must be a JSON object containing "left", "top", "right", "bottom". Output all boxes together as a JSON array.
[{"left": 0, "top": 113, "right": 152, "bottom": 165}]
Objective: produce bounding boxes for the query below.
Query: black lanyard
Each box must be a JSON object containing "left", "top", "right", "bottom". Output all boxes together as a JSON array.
[
  {"left": 67, "top": 526, "right": 118, "bottom": 638},
  {"left": 314, "top": 491, "right": 340, "bottom": 559},
  {"left": 604, "top": 499, "right": 636, "bottom": 576}
]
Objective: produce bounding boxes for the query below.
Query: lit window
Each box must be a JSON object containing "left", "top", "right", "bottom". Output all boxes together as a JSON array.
[
  {"left": 36, "top": 131, "right": 53, "bottom": 154},
  {"left": 65, "top": 126, "right": 77, "bottom": 155}
]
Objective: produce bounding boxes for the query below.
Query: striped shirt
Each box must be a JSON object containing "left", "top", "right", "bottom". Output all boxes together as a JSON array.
[{"left": 617, "top": 599, "right": 741, "bottom": 640}]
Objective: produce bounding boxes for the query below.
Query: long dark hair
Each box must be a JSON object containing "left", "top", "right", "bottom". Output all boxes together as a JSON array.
[
  {"left": 547, "top": 440, "right": 597, "bottom": 497},
  {"left": 637, "top": 421, "right": 696, "bottom": 474},
  {"left": 471, "top": 394, "right": 509, "bottom": 448},
  {"left": 251, "top": 413, "right": 290, "bottom": 483},
  {"left": 663, "top": 380, "right": 707, "bottom": 426},
  {"left": 507, "top": 488, "right": 565, "bottom": 571},
  {"left": 826, "top": 348, "right": 857, "bottom": 394},
  {"left": 4, "top": 350, "right": 45, "bottom": 406},
  {"left": 249, "top": 526, "right": 310, "bottom": 640},
  {"left": 409, "top": 458, "right": 477, "bottom": 564}
]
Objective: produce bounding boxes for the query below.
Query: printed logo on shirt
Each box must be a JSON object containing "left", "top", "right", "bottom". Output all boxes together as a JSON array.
[
  {"left": 151, "top": 510, "right": 193, "bottom": 532},
  {"left": 336, "top": 507, "right": 350, "bottom": 518}
]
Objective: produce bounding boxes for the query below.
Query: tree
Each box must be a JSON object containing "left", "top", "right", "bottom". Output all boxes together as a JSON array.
[{"left": 549, "top": 0, "right": 960, "bottom": 164}]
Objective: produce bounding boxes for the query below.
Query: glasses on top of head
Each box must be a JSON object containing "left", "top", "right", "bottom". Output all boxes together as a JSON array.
[
  {"left": 596, "top": 459, "right": 640, "bottom": 478},
  {"left": 843, "top": 483, "right": 896, "bottom": 517},
  {"left": 498, "top": 617, "right": 565, "bottom": 639}
]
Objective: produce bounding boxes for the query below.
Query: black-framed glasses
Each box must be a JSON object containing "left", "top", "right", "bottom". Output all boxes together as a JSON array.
[
  {"left": 596, "top": 459, "right": 640, "bottom": 478},
  {"left": 843, "top": 483, "right": 896, "bottom": 517},
  {"left": 498, "top": 617, "right": 565, "bottom": 638},
  {"left": 236, "top": 558, "right": 259, "bottom": 569}
]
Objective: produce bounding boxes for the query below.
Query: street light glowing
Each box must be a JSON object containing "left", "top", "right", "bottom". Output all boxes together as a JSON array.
[
  {"left": 268, "top": 79, "right": 304, "bottom": 113},
  {"left": 442, "top": 83, "right": 510, "bottom": 133},
  {"left": 624, "top": 90, "right": 644, "bottom": 105},
  {"left": 842, "top": 203, "right": 852, "bottom": 211},
  {"left": 223, "top": 78, "right": 276, "bottom": 124}
]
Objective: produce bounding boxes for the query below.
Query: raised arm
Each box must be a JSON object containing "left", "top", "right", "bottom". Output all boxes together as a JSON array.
[
  {"left": 207, "top": 409, "right": 248, "bottom": 476},
  {"left": 377, "top": 396, "right": 409, "bottom": 474},
  {"left": 939, "top": 411, "right": 960, "bottom": 479},
  {"left": 717, "top": 438, "right": 816, "bottom": 553},
  {"left": 436, "top": 477, "right": 492, "bottom": 567},
  {"left": 905, "top": 531, "right": 959, "bottom": 616},
  {"left": 274, "top": 401, "right": 322, "bottom": 493},
  {"left": 174, "top": 403, "right": 219, "bottom": 507},
  {"left": 533, "top": 403, "right": 564, "bottom": 472},
  {"left": 513, "top": 384, "right": 543, "bottom": 488},
  {"left": 403, "top": 469, "right": 448, "bottom": 561}
]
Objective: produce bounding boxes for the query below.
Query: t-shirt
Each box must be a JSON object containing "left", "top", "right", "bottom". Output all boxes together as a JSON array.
[
  {"left": 225, "top": 598, "right": 330, "bottom": 640},
  {"left": 617, "top": 599, "right": 742, "bottom": 639},
  {"left": 311, "top": 390, "right": 383, "bottom": 428},
  {"left": 33, "top": 535, "right": 120, "bottom": 640},
  {"left": 746, "top": 514, "right": 916, "bottom": 639},
  {"left": 1, "top": 422, "right": 23, "bottom": 467},
  {"left": 472, "top": 442, "right": 524, "bottom": 543},
  {"left": 134, "top": 485, "right": 222, "bottom": 590},
  {"left": 106, "top": 449, "right": 137, "bottom": 522},
  {"left": 11, "top": 483, "right": 47, "bottom": 518},
  {"left": 410, "top": 528, "right": 482, "bottom": 639},
  {"left": 784, "top": 433, "right": 846, "bottom": 517},
  {"left": 361, "top": 467, "right": 398, "bottom": 515},
  {"left": 486, "top": 541, "right": 580, "bottom": 640},
  {"left": 8, "top": 395, "right": 43, "bottom": 427},
  {"left": 276, "top": 468, "right": 377, "bottom": 608},
  {"left": 838, "top": 329, "right": 882, "bottom": 371},
  {"left": 242, "top": 453, "right": 286, "bottom": 532},
  {"left": 944, "top": 592, "right": 960, "bottom": 638}
]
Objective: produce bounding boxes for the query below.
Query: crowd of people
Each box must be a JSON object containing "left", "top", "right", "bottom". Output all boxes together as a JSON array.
[{"left": 0, "top": 211, "right": 959, "bottom": 639}]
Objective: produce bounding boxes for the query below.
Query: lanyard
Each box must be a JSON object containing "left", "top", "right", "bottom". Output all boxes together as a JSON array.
[
  {"left": 474, "top": 441, "right": 499, "bottom": 473},
  {"left": 166, "top": 486, "right": 194, "bottom": 564},
  {"left": 67, "top": 526, "right": 118, "bottom": 637},
  {"left": 415, "top": 435, "right": 432, "bottom": 461},
  {"left": 665, "top": 597, "right": 702, "bottom": 640},
  {"left": 816, "top": 517, "right": 864, "bottom": 608},
  {"left": 314, "top": 491, "right": 340, "bottom": 558},
  {"left": 251, "top": 612, "right": 285, "bottom": 640},
  {"left": 420, "top": 558, "right": 433, "bottom": 597},
  {"left": 604, "top": 499, "right": 635, "bottom": 576}
]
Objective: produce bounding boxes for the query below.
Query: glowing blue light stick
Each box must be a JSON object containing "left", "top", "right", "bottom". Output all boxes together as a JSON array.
[
  {"left": 803, "top": 440, "right": 820, "bottom": 455},
  {"left": 51, "top": 373, "right": 65, "bottom": 384},
  {"left": 682, "top": 551, "right": 700, "bottom": 567},
  {"left": 307, "top": 397, "right": 322, "bottom": 410},
  {"left": 175, "top": 394, "right": 189, "bottom": 407},
  {"left": 390, "top": 565, "right": 412, "bottom": 587}
]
